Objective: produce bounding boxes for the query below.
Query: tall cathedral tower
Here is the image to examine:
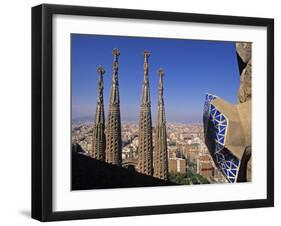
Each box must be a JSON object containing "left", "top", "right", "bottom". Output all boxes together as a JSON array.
[
  {"left": 138, "top": 50, "right": 153, "bottom": 176},
  {"left": 153, "top": 69, "right": 168, "bottom": 180},
  {"left": 91, "top": 66, "right": 106, "bottom": 161},
  {"left": 105, "top": 48, "right": 122, "bottom": 166}
]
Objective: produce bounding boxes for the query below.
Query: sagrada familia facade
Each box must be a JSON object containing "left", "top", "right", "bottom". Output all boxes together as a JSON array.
[{"left": 90, "top": 48, "right": 168, "bottom": 181}]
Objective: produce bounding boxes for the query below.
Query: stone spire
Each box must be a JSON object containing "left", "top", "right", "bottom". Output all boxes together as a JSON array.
[
  {"left": 105, "top": 48, "right": 122, "bottom": 166},
  {"left": 153, "top": 69, "right": 168, "bottom": 180},
  {"left": 91, "top": 66, "right": 106, "bottom": 161},
  {"left": 138, "top": 50, "right": 153, "bottom": 176}
]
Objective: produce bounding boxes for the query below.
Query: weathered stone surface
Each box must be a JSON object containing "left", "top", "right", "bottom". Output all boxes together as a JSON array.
[
  {"left": 138, "top": 51, "right": 153, "bottom": 176},
  {"left": 154, "top": 69, "right": 168, "bottom": 181},
  {"left": 247, "top": 156, "right": 252, "bottom": 181},
  {"left": 91, "top": 66, "right": 106, "bottom": 161},
  {"left": 236, "top": 42, "right": 251, "bottom": 64},
  {"left": 238, "top": 59, "right": 252, "bottom": 103},
  {"left": 236, "top": 42, "right": 252, "bottom": 181},
  {"left": 105, "top": 48, "right": 122, "bottom": 166},
  {"left": 236, "top": 43, "right": 252, "bottom": 103}
]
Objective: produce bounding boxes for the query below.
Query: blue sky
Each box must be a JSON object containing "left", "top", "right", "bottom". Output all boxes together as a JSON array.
[{"left": 72, "top": 34, "right": 240, "bottom": 123}]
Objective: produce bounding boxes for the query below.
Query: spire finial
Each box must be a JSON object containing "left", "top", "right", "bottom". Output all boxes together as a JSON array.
[
  {"left": 158, "top": 68, "right": 164, "bottom": 89},
  {"left": 97, "top": 65, "right": 105, "bottom": 76},
  {"left": 112, "top": 49, "right": 120, "bottom": 81},
  {"left": 97, "top": 66, "right": 105, "bottom": 94},
  {"left": 143, "top": 50, "right": 151, "bottom": 83},
  {"left": 158, "top": 68, "right": 164, "bottom": 78},
  {"left": 144, "top": 50, "right": 150, "bottom": 56},
  {"left": 113, "top": 48, "right": 120, "bottom": 57},
  {"left": 144, "top": 50, "right": 151, "bottom": 61}
]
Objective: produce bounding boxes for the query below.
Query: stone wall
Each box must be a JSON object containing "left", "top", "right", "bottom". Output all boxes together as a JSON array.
[
  {"left": 236, "top": 43, "right": 252, "bottom": 103},
  {"left": 236, "top": 42, "right": 252, "bottom": 181}
]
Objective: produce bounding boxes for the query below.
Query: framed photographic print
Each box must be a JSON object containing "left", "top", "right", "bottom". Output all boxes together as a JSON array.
[{"left": 31, "top": 4, "right": 274, "bottom": 221}]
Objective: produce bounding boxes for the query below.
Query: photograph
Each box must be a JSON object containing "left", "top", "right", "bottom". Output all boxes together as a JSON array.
[
  {"left": 30, "top": 3, "right": 274, "bottom": 221},
  {"left": 71, "top": 34, "right": 252, "bottom": 190}
]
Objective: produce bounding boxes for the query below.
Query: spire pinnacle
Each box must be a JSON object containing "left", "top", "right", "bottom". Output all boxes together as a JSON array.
[
  {"left": 110, "top": 48, "right": 120, "bottom": 104},
  {"left": 113, "top": 48, "right": 120, "bottom": 57},
  {"left": 143, "top": 50, "right": 150, "bottom": 83},
  {"left": 138, "top": 50, "right": 153, "bottom": 176},
  {"left": 91, "top": 65, "right": 106, "bottom": 161},
  {"left": 97, "top": 66, "right": 105, "bottom": 100},
  {"left": 112, "top": 48, "right": 120, "bottom": 81},
  {"left": 158, "top": 68, "right": 164, "bottom": 87},
  {"left": 158, "top": 68, "right": 164, "bottom": 79},
  {"left": 154, "top": 68, "right": 168, "bottom": 180},
  {"left": 106, "top": 49, "right": 122, "bottom": 166},
  {"left": 144, "top": 50, "right": 151, "bottom": 60},
  {"left": 158, "top": 68, "right": 164, "bottom": 104},
  {"left": 97, "top": 65, "right": 105, "bottom": 76}
]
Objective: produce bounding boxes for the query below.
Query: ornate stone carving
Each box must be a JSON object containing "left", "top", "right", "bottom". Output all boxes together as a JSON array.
[
  {"left": 105, "top": 48, "right": 122, "bottom": 166},
  {"left": 154, "top": 69, "right": 168, "bottom": 180},
  {"left": 91, "top": 66, "right": 106, "bottom": 161},
  {"left": 138, "top": 51, "right": 153, "bottom": 176}
]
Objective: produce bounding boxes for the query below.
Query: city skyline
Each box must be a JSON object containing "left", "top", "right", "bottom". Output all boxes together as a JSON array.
[
  {"left": 72, "top": 120, "right": 227, "bottom": 186},
  {"left": 72, "top": 34, "right": 240, "bottom": 123}
]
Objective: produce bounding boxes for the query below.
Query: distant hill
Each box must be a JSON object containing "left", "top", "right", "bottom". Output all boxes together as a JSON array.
[{"left": 72, "top": 151, "right": 176, "bottom": 190}]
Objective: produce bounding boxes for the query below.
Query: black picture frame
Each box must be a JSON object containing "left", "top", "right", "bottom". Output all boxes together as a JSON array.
[{"left": 32, "top": 3, "right": 274, "bottom": 222}]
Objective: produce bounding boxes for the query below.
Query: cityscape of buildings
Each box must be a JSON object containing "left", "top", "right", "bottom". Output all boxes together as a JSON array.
[{"left": 72, "top": 121, "right": 227, "bottom": 184}]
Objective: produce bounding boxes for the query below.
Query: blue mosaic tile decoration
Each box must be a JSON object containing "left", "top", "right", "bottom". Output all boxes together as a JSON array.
[
  {"left": 203, "top": 93, "right": 240, "bottom": 183},
  {"left": 203, "top": 93, "right": 217, "bottom": 135}
]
